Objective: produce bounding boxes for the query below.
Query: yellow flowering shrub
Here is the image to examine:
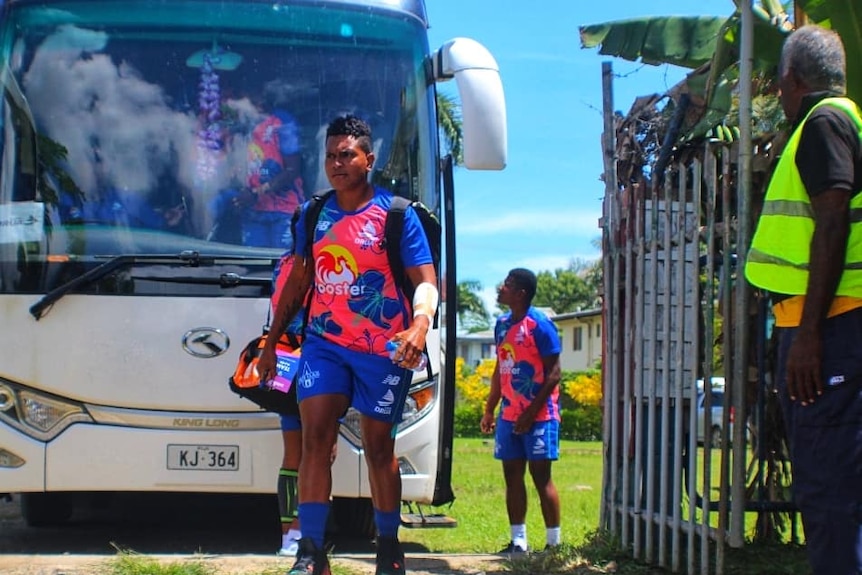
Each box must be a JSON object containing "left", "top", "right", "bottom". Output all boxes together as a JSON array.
[
  {"left": 455, "top": 357, "right": 495, "bottom": 406},
  {"left": 562, "top": 371, "right": 602, "bottom": 407}
]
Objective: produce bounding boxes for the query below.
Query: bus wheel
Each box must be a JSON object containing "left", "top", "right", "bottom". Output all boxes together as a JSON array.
[
  {"left": 331, "top": 497, "right": 375, "bottom": 538},
  {"left": 21, "top": 492, "right": 73, "bottom": 527}
]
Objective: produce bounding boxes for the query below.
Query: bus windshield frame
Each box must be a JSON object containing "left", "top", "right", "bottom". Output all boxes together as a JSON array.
[{"left": 0, "top": 0, "right": 440, "bottom": 297}]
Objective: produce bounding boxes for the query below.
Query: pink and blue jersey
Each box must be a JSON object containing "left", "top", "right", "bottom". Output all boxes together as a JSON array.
[
  {"left": 495, "top": 307, "right": 562, "bottom": 422},
  {"left": 246, "top": 110, "right": 302, "bottom": 215},
  {"left": 293, "top": 187, "right": 433, "bottom": 356}
]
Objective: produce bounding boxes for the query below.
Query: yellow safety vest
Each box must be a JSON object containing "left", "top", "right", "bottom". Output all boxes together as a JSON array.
[{"left": 745, "top": 97, "right": 862, "bottom": 296}]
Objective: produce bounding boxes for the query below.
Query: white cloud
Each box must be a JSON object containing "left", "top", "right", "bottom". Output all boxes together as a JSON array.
[
  {"left": 23, "top": 25, "right": 199, "bottom": 197},
  {"left": 479, "top": 285, "right": 500, "bottom": 319}
]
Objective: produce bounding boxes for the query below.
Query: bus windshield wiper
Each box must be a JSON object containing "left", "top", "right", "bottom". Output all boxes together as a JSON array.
[
  {"left": 129, "top": 272, "right": 270, "bottom": 288},
  {"left": 29, "top": 251, "right": 268, "bottom": 320}
]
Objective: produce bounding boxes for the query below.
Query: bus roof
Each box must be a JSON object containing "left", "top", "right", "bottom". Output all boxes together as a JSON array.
[{"left": 1, "top": 0, "right": 429, "bottom": 27}]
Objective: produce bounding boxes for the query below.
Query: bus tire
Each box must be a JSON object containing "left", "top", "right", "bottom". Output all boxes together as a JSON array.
[
  {"left": 21, "top": 492, "right": 73, "bottom": 527},
  {"left": 331, "top": 496, "right": 375, "bottom": 538}
]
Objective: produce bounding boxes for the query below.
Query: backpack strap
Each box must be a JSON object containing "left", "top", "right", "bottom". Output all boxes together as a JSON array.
[
  {"left": 293, "top": 189, "right": 335, "bottom": 260},
  {"left": 383, "top": 196, "right": 412, "bottom": 298},
  {"left": 290, "top": 189, "right": 335, "bottom": 336},
  {"left": 384, "top": 196, "right": 434, "bottom": 381}
]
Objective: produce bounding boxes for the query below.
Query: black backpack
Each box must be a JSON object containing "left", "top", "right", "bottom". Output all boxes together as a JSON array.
[{"left": 292, "top": 189, "right": 441, "bottom": 313}]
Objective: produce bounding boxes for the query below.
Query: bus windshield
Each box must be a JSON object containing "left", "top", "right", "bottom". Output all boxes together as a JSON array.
[{"left": 0, "top": 0, "right": 437, "bottom": 297}]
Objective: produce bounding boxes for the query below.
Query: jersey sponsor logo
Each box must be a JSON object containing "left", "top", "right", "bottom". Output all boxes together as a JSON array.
[
  {"left": 374, "top": 389, "right": 396, "bottom": 415},
  {"left": 355, "top": 221, "right": 381, "bottom": 248},
  {"left": 316, "top": 220, "right": 332, "bottom": 233},
  {"left": 500, "top": 364, "right": 522, "bottom": 376},
  {"left": 298, "top": 363, "right": 320, "bottom": 389},
  {"left": 498, "top": 343, "right": 521, "bottom": 376},
  {"left": 315, "top": 245, "right": 366, "bottom": 296}
]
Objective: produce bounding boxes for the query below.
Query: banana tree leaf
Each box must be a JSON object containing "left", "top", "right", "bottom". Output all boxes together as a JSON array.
[
  {"left": 579, "top": 16, "right": 728, "bottom": 69},
  {"left": 684, "top": 71, "right": 735, "bottom": 141},
  {"left": 797, "top": 0, "right": 862, "bottom": 103},
  {"left": 797, "top": 0, "right": 832, "bottom": 23},
  {"left": 713, "top": 13, "right": 787, "bottom": 79},
  {"left": 581, "top": 11, "right": 787, "bottom": 141}
]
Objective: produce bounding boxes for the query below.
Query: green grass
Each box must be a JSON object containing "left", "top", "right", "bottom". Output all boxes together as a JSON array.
[
  {"left": 398, "top": 438, "right": 809, "bottom": 574},
  {"left": 100, "top": 553, "right": 213, "bottom": 575},
  {"left": 400, "top": 438, "right": 603, "bottom": 553},
  {"left": 98, "top": 438, "right": 811, "bottom": 574}
]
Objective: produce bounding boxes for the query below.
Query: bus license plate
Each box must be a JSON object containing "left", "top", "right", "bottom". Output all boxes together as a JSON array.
[{"left": 166, "top": 444, "right": 239, "bottom": 471}]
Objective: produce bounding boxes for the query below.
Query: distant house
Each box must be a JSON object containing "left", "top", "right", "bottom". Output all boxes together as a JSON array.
[
  {"left": 455, "top": 307, "right": 557, "bottom": 367},
  {"left": 455, "top": 328, "right": 495, "bottom": 367},
  {"left": 551, "top": 308, "right": 602, "bottom": 372}
]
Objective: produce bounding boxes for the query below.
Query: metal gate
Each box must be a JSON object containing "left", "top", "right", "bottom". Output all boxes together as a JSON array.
[{"left": 598, "top": 65, "right": 797, "bottom": 574}]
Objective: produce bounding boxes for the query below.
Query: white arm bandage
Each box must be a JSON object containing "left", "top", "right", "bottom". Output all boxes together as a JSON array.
[{"left": 412, "top": 282, "right": 439, "bottom": 321}]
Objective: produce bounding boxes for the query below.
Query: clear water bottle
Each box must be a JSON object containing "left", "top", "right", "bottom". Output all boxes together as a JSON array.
[{"left": 386, "top": 339, "right": 428, "bottom": 372}]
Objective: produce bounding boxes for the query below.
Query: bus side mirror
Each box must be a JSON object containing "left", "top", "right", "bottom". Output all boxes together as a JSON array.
[{"left": 433, "top": 37, "right": 507, "bottom": 171}]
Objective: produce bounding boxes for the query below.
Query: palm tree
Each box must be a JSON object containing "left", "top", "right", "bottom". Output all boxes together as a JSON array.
[
  {"left": 457, "top": 280, "right": 490, "bottom": 332},
  {"left": 436, "top": 92, "right": 463, "bottom": 166}
]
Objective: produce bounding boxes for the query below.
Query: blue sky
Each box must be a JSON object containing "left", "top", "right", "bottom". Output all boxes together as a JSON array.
[{"left": 426, "top": 0, "right": 730, "bottom": 314}]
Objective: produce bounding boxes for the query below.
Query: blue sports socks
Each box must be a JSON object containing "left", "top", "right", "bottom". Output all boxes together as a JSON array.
[
  {"left": 374, "top": 507, "right": 401, "bottom": 538},
  {"left": 298, "top": 501, "right": 330, "bottom": 547}
]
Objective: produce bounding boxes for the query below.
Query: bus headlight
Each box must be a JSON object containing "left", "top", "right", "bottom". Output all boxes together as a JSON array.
[
  {"left": 19, "top": 391, "right": 90, "bottom": 434},
  {"left": 0, "top": 379, "right": 92, "bottom": 441},
  {"left": 399, "top": 379, "right": 436, "bottom": 426},
  {"left": 339, "top": 376, "right": 438, "bottom": 447},
  {"left": 0, "top": 448, "right": 25, "bottom": 468},
  {"left": 0, "top": 386, "right": 13, "bottom": 411}
]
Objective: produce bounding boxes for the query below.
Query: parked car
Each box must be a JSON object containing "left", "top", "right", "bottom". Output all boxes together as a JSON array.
[{"left": 695, "top": 378, "right": 734, "bottom": 448}]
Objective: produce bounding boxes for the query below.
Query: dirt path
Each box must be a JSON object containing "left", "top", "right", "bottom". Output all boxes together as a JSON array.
[
  {"left": 0, "top": 553, "right": 506, "bottom": 575},
  {"left": 0, "top": 494, "right": 506, "bottom": 575}
]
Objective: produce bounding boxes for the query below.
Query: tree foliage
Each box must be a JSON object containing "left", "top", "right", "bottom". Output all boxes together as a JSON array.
[
  {"left": 579, "top": 0, "right": 862, "bottom": 141},
  {"left": 457, "top": 279, "right": 490, "bottom": 332},
  {"left": 436, "top": 92, "right": 463, "bottom": 166},
  {"left": 534, "top": 259, "right": 600, "bottom": 314}
]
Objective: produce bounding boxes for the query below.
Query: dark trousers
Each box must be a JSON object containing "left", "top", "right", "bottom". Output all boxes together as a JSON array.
[{"left": 775, "top": 307, "right": 862, "bottom": 575}]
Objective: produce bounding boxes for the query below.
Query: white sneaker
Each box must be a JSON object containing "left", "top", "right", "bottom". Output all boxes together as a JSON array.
[{"left": 277, "top": 538, "right": 300, "bottom": 557}]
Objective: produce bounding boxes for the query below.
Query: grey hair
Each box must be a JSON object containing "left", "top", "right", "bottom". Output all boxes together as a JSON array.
[{"left": 780, "top": 25, "right": 846, "bottom": 93}]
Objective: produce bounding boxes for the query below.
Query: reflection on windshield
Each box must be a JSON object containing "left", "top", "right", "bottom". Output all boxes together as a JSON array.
[{"left": 7, "top": 13, "right": 419, "bottom": 251}]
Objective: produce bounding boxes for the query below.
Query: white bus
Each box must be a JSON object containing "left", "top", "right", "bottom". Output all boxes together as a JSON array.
[{"left": 0, "top": 0, "right": 506, "bottom": 532}]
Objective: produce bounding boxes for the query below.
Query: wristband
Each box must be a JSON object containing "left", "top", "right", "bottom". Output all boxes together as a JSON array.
[{"left": 412, "top": 281, "right": 439, "bottom": 321}]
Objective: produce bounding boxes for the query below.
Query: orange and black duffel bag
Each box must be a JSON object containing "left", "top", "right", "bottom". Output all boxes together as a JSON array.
[{"left": 228, "top": 331, "right": 301, "bottom": 417}]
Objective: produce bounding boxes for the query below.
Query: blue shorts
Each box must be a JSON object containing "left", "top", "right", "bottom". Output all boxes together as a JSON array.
[
  {"left": 296, "top": 335, "right": 412, "bottom": 423},
  {"left": 280, "top": 414, "right": 301, "bottom": 432},
  {"left": 494, "top": 418, "right": 560, "bottom": 461}
]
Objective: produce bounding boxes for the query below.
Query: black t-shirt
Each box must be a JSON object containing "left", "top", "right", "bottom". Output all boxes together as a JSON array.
[
  {"left": 770, "top": 93, "right": 861, "bottom": 304},
  {"left": 795, "top": 92, "right": 862, "bottom": 198}
]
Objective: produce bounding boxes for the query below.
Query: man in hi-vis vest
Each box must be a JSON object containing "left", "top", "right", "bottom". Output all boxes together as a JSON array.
[{"left": 745, "top": 25, "right": 862, "bottom": 575}]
